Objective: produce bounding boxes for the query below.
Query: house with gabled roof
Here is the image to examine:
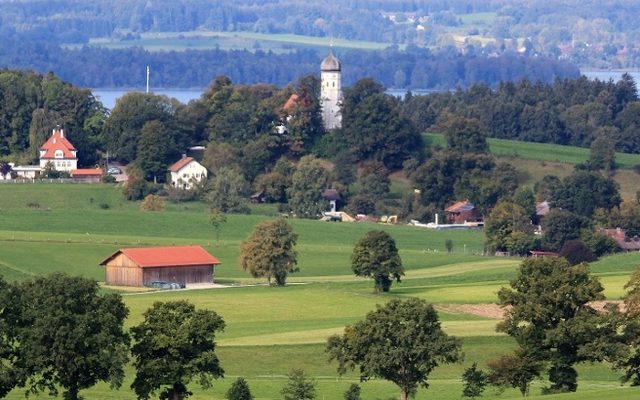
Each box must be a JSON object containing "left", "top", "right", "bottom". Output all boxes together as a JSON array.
[
  {"left": 169, "top": 155, "right": 208, "bottom": 190},
  {"left": 39, "top": 127, "right": 77, "bottom": 171},
  {"left": 99, "top": 245, "right": 221, "bottom": 287}
]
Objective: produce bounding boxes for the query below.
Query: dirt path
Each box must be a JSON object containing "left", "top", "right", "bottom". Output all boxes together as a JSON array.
[{"left": 436, "top": 300, "right": 624, "bottom": 320}]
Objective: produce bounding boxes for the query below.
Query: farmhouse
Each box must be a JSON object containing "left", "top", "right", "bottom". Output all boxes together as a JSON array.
[
  {"left": 99, "top": 245, "right": 221, "bottom": 287},
  {"left": 445, "top": 201, "right": 483, "bottom": 224},
  {"left": 169, "top": 155, "right": 208, "bottom": 190}
]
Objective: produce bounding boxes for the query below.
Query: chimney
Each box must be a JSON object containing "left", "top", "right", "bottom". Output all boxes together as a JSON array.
[{"left": 182, "top": 154, "right": 187, "bottom": 159}]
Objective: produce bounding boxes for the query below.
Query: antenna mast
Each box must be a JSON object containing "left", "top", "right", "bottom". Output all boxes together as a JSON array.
[{"left": 146, "top": 66, "right": 150, "bottom": 93}]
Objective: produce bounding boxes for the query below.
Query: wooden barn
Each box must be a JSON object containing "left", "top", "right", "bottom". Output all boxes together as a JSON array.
[{"left": 99, "top": 245, "right": 220, "bottom": 287}]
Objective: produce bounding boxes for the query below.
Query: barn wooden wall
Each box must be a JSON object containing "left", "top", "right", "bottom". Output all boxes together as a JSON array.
[
  {"left": 143, "top": 265, "right": 213, "bottom": 286},
  {"left": 105, "top": 253, "right": 144, "bottom": 286},
  {"left": 104, "top": 253, "right": 215, "bottom": 287}
]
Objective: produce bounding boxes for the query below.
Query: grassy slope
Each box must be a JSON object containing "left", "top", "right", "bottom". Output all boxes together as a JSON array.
[
  {"left": 1, "top": 184, "right": 639, "bottom": 399},
  {"left": 424, "top": 133, "right": 640, "bottom": 200}
]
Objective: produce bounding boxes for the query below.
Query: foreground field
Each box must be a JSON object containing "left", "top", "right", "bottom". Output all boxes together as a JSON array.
[{"left": 1, "top": 183, "right": 639, "bottom": 399}]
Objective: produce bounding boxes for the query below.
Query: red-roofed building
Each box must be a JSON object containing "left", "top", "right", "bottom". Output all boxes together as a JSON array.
[
  {"left": 71, "top": 168, "right": 103, "bottom": 183},
  {"left": 445, "top": 201, "right": 482, "bottom": 224},
  {"left": 99, "top": 245, "right": 221, "bottom": 287},
  {"left": 39, "top": 127, "right": 78, "bottom": 171},
  {"left": 169, "top": 155, "right": 208, "bottom": 190}
]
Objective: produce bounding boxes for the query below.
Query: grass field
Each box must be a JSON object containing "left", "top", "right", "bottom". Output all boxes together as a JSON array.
[
  {"left": 424, "top": 133, "right": 640, "bottom": 200},
  {"left": 1, "top": 183, "right": 639, "bottom": 399},
  {"left": 84, "top": 31, "right": 395, "bottom": 53}
]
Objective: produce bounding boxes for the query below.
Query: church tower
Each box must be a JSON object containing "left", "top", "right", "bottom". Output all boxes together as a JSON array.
[{"left": 320, "top": 50, "right": 342, "bottom": 130}]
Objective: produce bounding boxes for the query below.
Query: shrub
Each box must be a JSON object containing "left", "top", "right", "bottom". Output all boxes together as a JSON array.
[
  {"left": 101, "top": 174, "right": 116, "bottom": 183},
  {"left": 343, "top": 383, "right": 361, "bottom": 400},
  {"left": 559, "top": 240, "right": 597, "bottom": 265},
  {"left": 445, "top": 239, "right": 453, "bottom": 253},
  {"left": 99, "top": 203, "right": 110, "bottom": 210},
  {"left": 226, "top": 377, "right": 253, "bottom": 400},
  {"left": 140, "top": 194, "right": 165, "bottom": 212}
]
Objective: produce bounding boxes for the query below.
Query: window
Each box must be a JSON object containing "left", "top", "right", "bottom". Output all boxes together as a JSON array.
[{"left": 54, "top": 150, "right": 64, "bottom": 158}]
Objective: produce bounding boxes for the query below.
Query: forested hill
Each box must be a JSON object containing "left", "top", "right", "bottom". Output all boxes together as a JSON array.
[
  {"left": 0, "top": 39, "right": 578, "bottom": 89},
  {"left": 2, "top": 0, "right": 640, "bottom": 68}
]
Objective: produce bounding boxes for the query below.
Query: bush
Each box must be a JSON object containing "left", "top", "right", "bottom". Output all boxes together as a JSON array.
[
  {"left": 140, "top": 194, "right": 165, "bottom": 212},
  {"left": 343, "top": 383, "right": 361, "bottom": 400},
  {"left": 123, "top": 177, "right": 156, "bottom": 201},
  {"left": 559, "top": 240, "right": 597, "bottom": 265},
  {"left": 99, "top": 203, "right": 110, "bottom": 210},
  {"left": 226, "top": 377, "right": 253, "bottom": 400},
  {"left": 101, "top": 174, "right": 116, "bottom": 183}
]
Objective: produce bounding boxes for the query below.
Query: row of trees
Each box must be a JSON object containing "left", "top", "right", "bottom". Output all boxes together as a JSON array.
[
  {"left": 0, "top": 274, "right": 225, "bottom": 400},
  {"left": 0, "top": 33, "right": 579, "bottom": 90},
  {"left": 401, "top": 74, "right": 640, "bottom": 153}
]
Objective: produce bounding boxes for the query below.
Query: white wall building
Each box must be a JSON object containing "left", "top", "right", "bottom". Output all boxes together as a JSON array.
[
  {"left": 38, "top": 127, "right": 78, "bottom": 171},
  {"left": 320, "top": 50, "right": 342, "bottom": 130},
  {"left": 169, "top": 156, "right": 208, "bottom": 190}
]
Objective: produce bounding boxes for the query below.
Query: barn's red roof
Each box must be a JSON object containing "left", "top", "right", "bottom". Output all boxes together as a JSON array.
[
  {"left": 40, "top": 128, "right": 77, "bottom": 159},
  {"left": 100, "top": 246, "right": 220, "bottom": 268},
  {"left": 71, "top": 168, "right": 102, "bottom": 177},
  {"left": 169, "top": 156, "right": 195, "bottom": 173}
]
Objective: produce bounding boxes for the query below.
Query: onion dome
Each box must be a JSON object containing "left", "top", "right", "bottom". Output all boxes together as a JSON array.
[{"left": 321, "top": 51, "right": 341, "bottom": 72}]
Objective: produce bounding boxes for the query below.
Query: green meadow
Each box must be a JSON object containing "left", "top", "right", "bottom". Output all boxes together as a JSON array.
[
  {"left": 85, "top": 31, "right": 394, "bottom": 53},
  {"left": 1, "top": 183, "right": 639, "bottom": 399},
  {"left": 424, "top": 133, "right": 640, "bottom": 200}
]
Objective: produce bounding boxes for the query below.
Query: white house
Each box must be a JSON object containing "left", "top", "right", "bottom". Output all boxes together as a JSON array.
[
  {"left": 169, "top": 156, "right": 207, "bottom": 190},
  {"left": 39, "top": 127, "right": 78, "bottom": 171}
]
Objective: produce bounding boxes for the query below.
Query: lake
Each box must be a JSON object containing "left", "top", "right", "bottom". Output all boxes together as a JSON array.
[{"left": 93, "top": 70, "right": 640, "bottom": 110}]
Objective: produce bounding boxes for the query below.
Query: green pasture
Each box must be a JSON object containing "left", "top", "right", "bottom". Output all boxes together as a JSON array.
[
  {"left": 424, "top": 133, "right": 640, "bottom": 169},
  {"left": 1, "top": 183, "right": 640, "bottom": 399},
  {"left": 86, "top": 31, "right": 393, "bottom": 53}
]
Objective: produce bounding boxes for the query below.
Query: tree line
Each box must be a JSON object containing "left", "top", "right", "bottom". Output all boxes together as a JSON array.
[
  {"left": 0, "top": 36, "right": 578, "bottom": 89},
  {"left": 401, "top": 74, "right": 640, "bottom": 153}
]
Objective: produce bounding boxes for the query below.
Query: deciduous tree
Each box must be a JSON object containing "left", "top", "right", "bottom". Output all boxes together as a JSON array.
[
  {"left": 487, "top": 350, "right": 543, "bottom": 397},
  {"left": 239, "top": 219, "right": 298, "bottom": 285},
  {"left": 497, "top": 257, "right": 605, "bottom": 393},
  {"left": 351, "top": 230, "right": 404, "bottom": 292},
  {"left": 131, "top": 300, "right": 225, "bottom": 400},
  {"left": 8, "top": 274, "right": 129, "bottom": 400},
  {"left": 326, "top": 298, "right": 461, "bottom": 400},
  {"left": 287, "top": 155, "right": 328, "bottom": 218}
]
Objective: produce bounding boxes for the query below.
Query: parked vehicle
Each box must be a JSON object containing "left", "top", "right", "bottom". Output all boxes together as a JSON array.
[
  {"left": 145, "top": 281, "right": 185, "bottom": 289},
  {"left": 107, "top": 167, "right": 122, "bottom": 174}
]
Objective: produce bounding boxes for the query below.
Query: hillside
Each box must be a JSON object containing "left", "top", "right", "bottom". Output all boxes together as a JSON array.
[
  {"left": 424, "top": 133, "right": 640, "bottom": 201},
  {"left": 0, "top": 183, "right": 639, "bottom": 399}
]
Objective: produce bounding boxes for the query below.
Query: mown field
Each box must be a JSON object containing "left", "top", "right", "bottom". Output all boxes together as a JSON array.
[
  {"left": 85, "top": 31, "right": 394, "bottom": 53},
  {"left": 1, "top": 183, "right": 639, "bottom": 399}
]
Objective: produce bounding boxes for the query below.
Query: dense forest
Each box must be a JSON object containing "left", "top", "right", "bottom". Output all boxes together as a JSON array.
[
  {"left": 0, "top": 38, "right": 578, "bottom": 89},
  {"left": 2, "top": 0, "right": 640, "bottom": 68},
  {"left": 401, "top": 74, "right": 640, "bottom": 153}
]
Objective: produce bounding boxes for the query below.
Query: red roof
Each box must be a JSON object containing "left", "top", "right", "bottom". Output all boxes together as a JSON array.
[
  {"left": 100, "top": 246, "right": 220, "bottom": 268},
  {"left": 169, "top": 156, "right": 195, "bottom": 173},
  {"left": 445, "top": 201, "right": 475, "bottom": 213},
  {"left": 40, "top": 128, "right": 77, "bottom": 159},
  {"left": 71, "top": 168, "right": 102, "bottom": 177},
  {"left": 283, "top": 94, "right": 299, "bottom": 111}
]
